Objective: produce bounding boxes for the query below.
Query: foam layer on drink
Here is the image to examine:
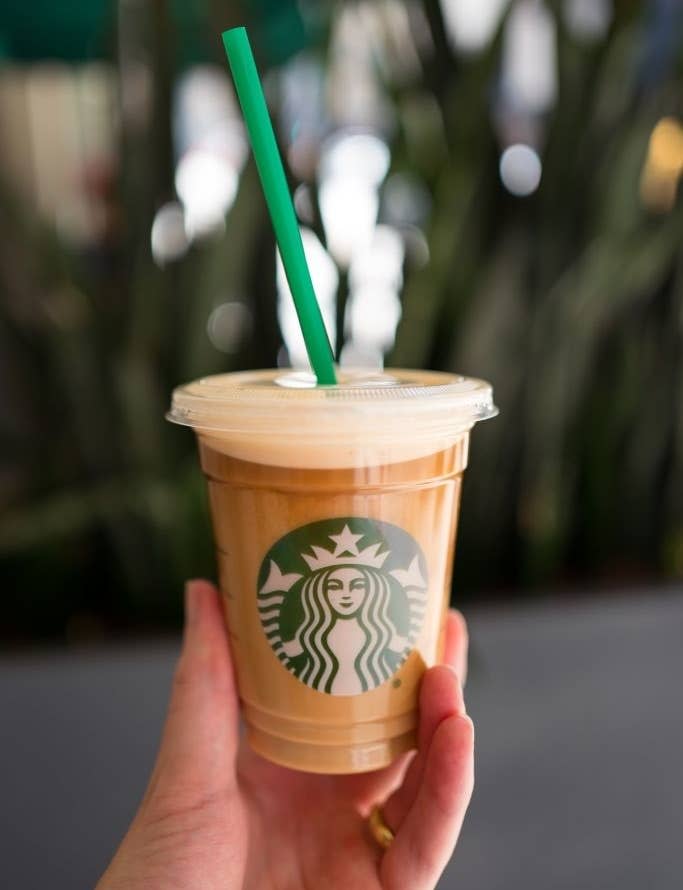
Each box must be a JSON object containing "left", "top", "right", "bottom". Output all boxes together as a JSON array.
[{"left": 168, "top": 368, "right": 496, "bottom": 468}]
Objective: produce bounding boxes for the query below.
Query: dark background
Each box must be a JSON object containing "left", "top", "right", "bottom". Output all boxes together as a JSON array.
[{"left": 2, "top": 0, "right": 682, "bottom": 643}]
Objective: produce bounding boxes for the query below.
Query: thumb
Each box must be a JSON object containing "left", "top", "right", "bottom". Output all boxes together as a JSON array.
[{"left": 144, "top": 580, "right": 241, "bottom": 807}]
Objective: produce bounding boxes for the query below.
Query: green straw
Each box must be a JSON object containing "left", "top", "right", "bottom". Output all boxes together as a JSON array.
[{"left": 222, "top": 27, "right": 337, "bottom": 385}]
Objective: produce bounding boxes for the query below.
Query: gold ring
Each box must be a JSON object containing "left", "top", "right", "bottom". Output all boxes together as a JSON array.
[{"left": 368, "top": 805, "right": 395, "bottom": 850}]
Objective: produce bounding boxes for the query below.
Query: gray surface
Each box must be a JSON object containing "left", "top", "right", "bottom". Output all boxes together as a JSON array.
[
  {"left": 1, "top": 589, "right": 682, "bottom": 889},
  {"left": 442, "top": 590, "right": 683, "bottom": 889}
]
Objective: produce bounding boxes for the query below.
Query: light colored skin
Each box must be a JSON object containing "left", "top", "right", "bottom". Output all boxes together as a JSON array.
[
  {"left": 325, "top": 566, "right": 367, "bottom": 617},
  {"left": 96, "top": 580, "right": 473, "bottom": 890}
]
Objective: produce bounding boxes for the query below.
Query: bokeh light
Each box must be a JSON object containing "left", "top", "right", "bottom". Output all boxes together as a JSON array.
[
  {"left": 640, "top": 116, "right": 683, "bottom": 214},
  {"left": 339, "top": 340, "right": 385, "bottom": 369},
  {"left": 439, "top": 0, "right": 510, "bottom": 54},
  {"left": 173, "top": 66, "right": 246, "bottom": 239},
  {"left": 563, "top": 0, "right": 613, "bottom": 43},
  {"left": 318, "top": 178, "right": 379, "bottom": 269},
  {"left": 174, "top": 150, "right": 237, "bottom": 238},
  {"left": 502, "top": 0, "right": 557, "bottom": 114},
  {"left": 319, "top": 131, "right": 391, "bottom": 186},
  {"left": 293, "top": 183, "right": 315, "bottom": 224},
  {"left": 499, "top": 143, "right": 542, "bottom": 196},
  {"left": 318, "top": 131, "right": 390, "bottom": 267},
  {"left": 276, "top": 228, "right": 338, "bottom": 368},
  {"left": 150, "top": 201, "right": 188, "bottom": 266},
  {"left": 345, "top": 225, "right": 405, "bottom": 358},
  {"left": 345, "top": 284, "right": 403, "bottom": 354},
  {"left": 206, "top": 301, "right": 252, "bottom": 354},
  {"left": 349, "top": 224, "right": 404, "bottom": 293}
]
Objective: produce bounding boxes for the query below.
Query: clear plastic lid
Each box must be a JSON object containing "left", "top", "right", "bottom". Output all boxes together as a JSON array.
[{"left": 167, "top": 368, "right": 497, "bottom": 442}]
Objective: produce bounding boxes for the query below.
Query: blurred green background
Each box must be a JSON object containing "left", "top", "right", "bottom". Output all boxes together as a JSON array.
[{"left": 1, "top": 0, "right": 682, "bottom": 644}]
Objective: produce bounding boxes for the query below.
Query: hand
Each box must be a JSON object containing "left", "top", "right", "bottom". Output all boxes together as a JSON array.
[{"left": 97, "top": 580, "right": 474, "bottom": 890}]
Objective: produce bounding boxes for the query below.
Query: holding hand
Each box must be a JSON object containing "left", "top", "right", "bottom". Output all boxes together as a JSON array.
[{"left": 97, "top": 580, "right": 474, "bottom": 890}]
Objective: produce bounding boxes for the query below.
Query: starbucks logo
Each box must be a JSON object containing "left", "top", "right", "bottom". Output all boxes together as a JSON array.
[{"left": 257, "top": 518, "right": 428, "bottom": 696}]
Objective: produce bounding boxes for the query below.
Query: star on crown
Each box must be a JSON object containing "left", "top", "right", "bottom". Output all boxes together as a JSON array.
[{"left": 302, "top": 523, "right": 389, "bottom": 570}]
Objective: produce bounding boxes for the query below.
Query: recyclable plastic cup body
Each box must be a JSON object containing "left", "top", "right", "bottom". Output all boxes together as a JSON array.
[{"left": 168, "top": 368, "right": 496, "bottom": 774}]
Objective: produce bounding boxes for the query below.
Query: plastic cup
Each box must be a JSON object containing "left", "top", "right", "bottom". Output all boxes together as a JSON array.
[{"left": 168, "top": 368, "right": 496, "bottom": 773}]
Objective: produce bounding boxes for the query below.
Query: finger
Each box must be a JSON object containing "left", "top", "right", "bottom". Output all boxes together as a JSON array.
[
  {"left": 145, "top": 580, "right": 240, "bottom": 803},
  {"left": 442, "top": 609, "right": 469, "bottom": 686},
  {"left": 417, "top": 665, "right": 465, "bottom": 753},
  {"left": 380, "top": 715, "right": 474, "bottom": 890},
  {"left": 381, "top": 665, "right": 465, "bottom": 832},
  {"left": 338, "top": 750, "right": 416, "bottom": 816},
  {"left": 353, "top": 613, "right": 469, "bottom": 814}
]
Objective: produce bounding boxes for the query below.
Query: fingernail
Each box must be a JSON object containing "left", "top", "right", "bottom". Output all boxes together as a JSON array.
[{"left": 444, "top": 664, "right": 464, "bottom": 689}]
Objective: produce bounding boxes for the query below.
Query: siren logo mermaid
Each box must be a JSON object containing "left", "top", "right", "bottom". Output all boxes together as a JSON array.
[{"left": 257, "top": 519, "right": 428, "bottom": 696}]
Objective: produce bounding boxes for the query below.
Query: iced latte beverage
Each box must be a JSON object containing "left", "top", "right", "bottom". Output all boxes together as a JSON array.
[{"left": 168, "top": 368, "right": 495, "bottom": 773}]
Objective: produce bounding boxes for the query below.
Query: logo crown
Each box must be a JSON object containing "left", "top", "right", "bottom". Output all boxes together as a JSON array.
[{"left": 301, "top": 524, "right": 389, "bottom": 571}]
